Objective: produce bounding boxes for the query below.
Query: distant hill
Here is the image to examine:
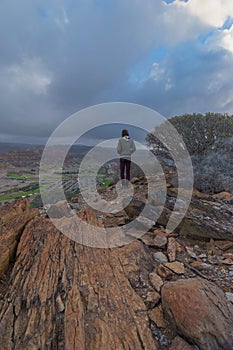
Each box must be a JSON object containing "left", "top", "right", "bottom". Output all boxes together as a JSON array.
[
  {"left": 0, "top": 142, "right": 93, "bottom": 154},
  {"left": 0, "top": 142, "right": 37, "bottom": 153}
]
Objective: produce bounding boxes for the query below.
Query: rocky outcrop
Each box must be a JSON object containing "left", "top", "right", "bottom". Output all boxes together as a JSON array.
[
  {"left": 0, "top": 200, "right": 157, "bottom": 350},
  {"left": 0, "top": 196, "right": 233, "bottom": 349},
  {"left": 178, "top": 192, "right": 233, "bottom": 241},
  {"left": 162, "top": 278, "right": 233, "bottom": 350},
  {"left": 0, "top": 199, "right": 38, "bottom": 276},
  {"left": 95, "top": 178, "right": 233, "bottom": 242}
]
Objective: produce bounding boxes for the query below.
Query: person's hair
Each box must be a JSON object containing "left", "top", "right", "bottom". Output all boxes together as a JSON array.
[{"left": 122, "top": 129, "right": 129, "bottom": 137}]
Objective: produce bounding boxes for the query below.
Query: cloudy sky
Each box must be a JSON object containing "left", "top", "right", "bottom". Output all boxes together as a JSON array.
[{"left": 0, "top": 0, "right": 233, "bottom": 144}]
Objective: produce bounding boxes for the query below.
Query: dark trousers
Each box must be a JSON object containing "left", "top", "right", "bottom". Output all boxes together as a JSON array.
[{"left": 120, "top": 158, "right": 131, "bottom": 181}]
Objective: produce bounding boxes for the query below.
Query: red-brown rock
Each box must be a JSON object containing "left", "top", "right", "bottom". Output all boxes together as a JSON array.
[
  {"left": 157, "top": 264, "right": 173, "bottom": 279},
  {"left": 167, "top": 237, "right": 176, "bottom": 262},
  {"left": 165, "top": 261, "right": 185, "bottom": 274},
  {"left": 215, "top": 240, "right": 233, "bottom": 251},
  {"left": 0, "top": 200, "right": 158, "bottom": 350},
  {"left": 169, "top": 336, "right": 195, "bottom": 350},
  {"left": 213, "top": 191, "right": 233, "bottom": 201},
  {"left": 0, "top": 198, "right": 38, "bottom": 276},
  {"left": 148, "top": 305, "right": 166, "bottom": 328},
  {"left": 162, "top": 278, "right": 233, "bottom": 350},
  {"left": 149, "top": 272, "right": 164, "bottom": 292}
]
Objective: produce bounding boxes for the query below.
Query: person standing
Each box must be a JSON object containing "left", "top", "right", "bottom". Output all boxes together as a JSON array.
[{"left": 117, "top": 129, "right": 136, "bottom": 186}]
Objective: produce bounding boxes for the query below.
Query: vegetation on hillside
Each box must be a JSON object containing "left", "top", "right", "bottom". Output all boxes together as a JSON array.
[
  {"left": 169, "top": 112, "right": 233, "bottom": 155},
  {"left": 146, "top": 113, "right": 233, "bottom": 194},
  {"left": 192, "top": 136, "right": 233, "bottom": 193},
  {"left": 147, "top": 113, "right": 233, "bottom": 155}
]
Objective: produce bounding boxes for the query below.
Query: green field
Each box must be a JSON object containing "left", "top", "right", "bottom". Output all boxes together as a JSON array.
[
  {"left": 0, "top": 187, "right": 40, "bottom": 201},
  {"left": 99, "top": 179, "right": 112, "bottom": 188},
  {"left": 7, "top": 173, "right": 37, "bottom": 181}
]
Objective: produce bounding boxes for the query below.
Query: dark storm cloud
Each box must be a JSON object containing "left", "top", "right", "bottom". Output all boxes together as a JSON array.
[
  {"left": 0, "top": 0, "right": 164, "bottom": 140},
  {"left": 0, "top": 0, "right": 232, "bottom": 142}
]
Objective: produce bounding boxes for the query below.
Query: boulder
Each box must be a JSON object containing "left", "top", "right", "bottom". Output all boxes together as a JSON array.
[{"left": 162, "top": 278, "right": 233, "bottom": 350}]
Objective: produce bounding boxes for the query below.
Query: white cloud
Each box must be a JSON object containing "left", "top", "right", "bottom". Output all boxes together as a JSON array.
[
  {"left": 174, "top": 0, "right": 233, "bottom": 28},
  {"left": 165, "top": 78, "right": 173, "bottom": 91},
  {"left": 149, "top": 62, "right": 173, "bottom": 91},
  {"left": 205, "top": 24, "right": 233, "bottom": 53},
  {"left": 6, "top": 56, "right": 52, "bottom": 95},
  {"left": 54, "top": 8, "right": 69, "bottom": 31},
  {"left": 161, "top": 1, "right": 207, "bottom": 44},
  {"left": 219, "top": 26, "right": 233, "bottom": 52},
  {"left": 167, "top": 0, "right": 233, "bottom": 55},
  {"left": 150, "top": 63, "right": 165, "bottom": 80}
]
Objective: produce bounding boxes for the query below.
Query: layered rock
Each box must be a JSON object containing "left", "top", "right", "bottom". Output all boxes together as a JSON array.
[
  {"left": 0, "top": 200, "right": 157, "bottom": 350},
  {"left": 0, "top": 199, "right": 38, "bottom": 276},
  {"left": 178, "top": 193, "right": 233, "bottom": 241},
  {"left": 96, "top": 178, "right": 233, "bottom": 242}
]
